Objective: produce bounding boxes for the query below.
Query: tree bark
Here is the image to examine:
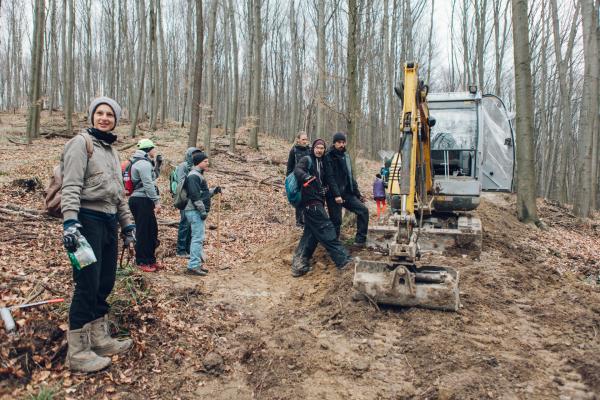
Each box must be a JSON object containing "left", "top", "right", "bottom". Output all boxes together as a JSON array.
[
  {"left": 130, "top": 0, "right": 147, "bottom": 138},
  {"left": 346, "top": 0, "right": 359, "bottom": 165},
  {"left": 203, "top": 0, "right": 219, "bottom": 155},
  {"left": 228, "top": 0, "right": 239, "bottom": 151},
  {"left": 26, "top": 0, "right": 45, "bottom": 142},
  {"left": 573, "top": 0, "right": 599, "bottom": 217},
  {"left": 248, "top": 0, "right": 262, "bottom": 150},
  {"left": 511, "top": 0, "right": 539, "bottom": 224},
  {"left": 188, "top": 0, "right": 204, "bottom": 147}
]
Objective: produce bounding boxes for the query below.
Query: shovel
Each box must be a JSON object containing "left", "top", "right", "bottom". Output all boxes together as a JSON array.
[{"left": 1, "top": 298, "right": 65, "bottom": 332}]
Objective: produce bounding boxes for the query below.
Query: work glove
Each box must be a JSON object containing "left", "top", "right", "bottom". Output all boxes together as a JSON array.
[
  {"left": 121, "top": 225, "right": 136, "bottom": 247},
  {"left": 213, "top": 186, "right": 222, "bottom": 195},
  {"left": 63, "top": 221, "right": 83, "bottom": 252}
]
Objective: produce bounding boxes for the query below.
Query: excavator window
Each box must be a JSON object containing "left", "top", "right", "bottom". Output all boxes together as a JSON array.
[{"left": 428, "top": 106, "right": 478, "bottom": 178}]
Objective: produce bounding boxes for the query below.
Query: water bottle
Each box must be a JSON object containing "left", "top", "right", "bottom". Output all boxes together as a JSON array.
[{"left": 68, "top": 236, "right": 97, "bottom": 270}]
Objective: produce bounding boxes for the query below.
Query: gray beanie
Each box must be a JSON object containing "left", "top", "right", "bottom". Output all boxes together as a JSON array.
[{"left": 88, "top": 96, "right": 122, "bottom": 128}]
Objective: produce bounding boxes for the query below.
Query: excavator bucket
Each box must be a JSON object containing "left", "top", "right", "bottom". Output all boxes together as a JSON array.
[{"left": 353, "top": 258, "right": 460, "bottom": 311}]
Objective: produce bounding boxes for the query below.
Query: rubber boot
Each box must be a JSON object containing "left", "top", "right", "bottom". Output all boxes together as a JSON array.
[
  {"left": 90, "top": 315, "right": 133, "bottom": 357},
  {"left": 67, "top": 324, "right": 111, "bottom": 372}
]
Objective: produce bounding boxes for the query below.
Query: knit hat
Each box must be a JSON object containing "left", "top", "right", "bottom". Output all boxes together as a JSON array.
[
  {"left": 332, "top": 132, "right": 347, "bottom": 143},
  {"left": 137, "top": 138, "right": 156, "bottom": 151},
  {"left": 88, "top": 96, "right": 122, "bottom": 128},
  {"left": 312, "top": 138, "right": 326, "bottom": 149},
  {"left": 192, "top": 152, "right": 208, "bottom": 166}
]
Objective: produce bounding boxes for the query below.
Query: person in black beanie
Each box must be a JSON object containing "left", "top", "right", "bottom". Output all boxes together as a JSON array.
[
  {"left": 61, "top": 97, "right": 135, "bottom": 372},
  {"left": 183, "top": 152, "right": 222, "bottom": 275},
  {"left": 323, "top": 132, "right": 369, "bottom": 246}
]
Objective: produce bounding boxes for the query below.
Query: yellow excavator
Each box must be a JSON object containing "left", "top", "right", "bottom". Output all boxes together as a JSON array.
[{"left": 353, "top": 62, "right": 514, "bottom": 311}]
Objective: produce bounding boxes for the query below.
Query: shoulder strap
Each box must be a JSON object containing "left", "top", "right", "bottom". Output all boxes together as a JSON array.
[{"left": 78, "top": 132, "right": 94, "bottom": 158}]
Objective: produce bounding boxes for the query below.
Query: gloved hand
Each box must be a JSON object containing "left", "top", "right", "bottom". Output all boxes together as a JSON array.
[
  {"left": 156, "top": 154, "right": 163, "bottom": 165},
  {"left": 199, "top": 210, "right": 208, "bottom": 220},
  {"left": 213, "top": 186, "right": 222, "bottom": 195},
  {"left": 63, "top": 221, "right": 83, "bottom": 252},
  {"left": 121, "top": 225, "right": 136, "bottom": 247}
]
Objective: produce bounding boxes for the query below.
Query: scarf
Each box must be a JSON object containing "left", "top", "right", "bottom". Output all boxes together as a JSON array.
[{"left": 87, "top": 127, "right": 117, "bottom": 144}]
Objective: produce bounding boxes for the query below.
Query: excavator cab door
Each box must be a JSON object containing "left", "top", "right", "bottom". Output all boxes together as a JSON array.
[{"left": 480, "top": 95, "right": 515, "bottom": 192}]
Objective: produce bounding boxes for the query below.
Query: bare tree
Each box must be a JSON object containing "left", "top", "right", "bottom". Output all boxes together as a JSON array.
[
  {"left": 227, "top": 0, "right": 240, "bottom": 151},
  {"left": 511, "top": 0, "right": 539, "bottom": 225},
  {"left": 26, "top": 0, "right": 45, "bottom": 142},
  {"left": 248, "top": 0, "right": 262, "bottom": 149},
  {"left": 346, "top": 0, "right": 359, "bottom": 164},
  {"left": 573, "top": 0, "right": 599, "bottom": 217},
  {"left": 188, "top": 0, "right": 204, "bottom": 147}
]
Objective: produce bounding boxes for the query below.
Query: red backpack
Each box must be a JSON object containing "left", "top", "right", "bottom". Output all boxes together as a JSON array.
[{"left": 121, "top": 158, "right": 143, "bottom": 196}]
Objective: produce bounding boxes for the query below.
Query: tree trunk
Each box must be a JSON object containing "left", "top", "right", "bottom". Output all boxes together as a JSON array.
[
  {"left": 181, "top": 0, "right": 193, "bottom": 127},
  {"left": 346, "top": 0, "right": 359, "bottom": 165},
  {"left": 248, "top": 0, "right": 262, "bottom": 150},
  {"left": 228, "top": 0, "right": 239, "bottom": 151},
  {"left": 188, "top": 0, "right": 204, "bottom": 147},
  {"left": 202, "top": 0, "right": 219, "bottom": 155},
  {"left": 573, "top": 0, "right": 599, "bottom": 217},
  {"left": 130, "top": 0, "right": 147, "bottom": 138},
  {"left": 316, "top": 0, "right": 326, "bottom": 139},
  {"left": 511, "top": 0, "right": 539, "bottom": 224},
  {"left": 26, "top": 0, "right": 45, "bottom": 142},
  {"left": 158, "top": 0, "right": 168, "bottom": 126}
]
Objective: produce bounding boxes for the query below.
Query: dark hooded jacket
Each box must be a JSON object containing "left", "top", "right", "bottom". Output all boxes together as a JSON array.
[
  {"left": 324, "top": 145, "right": 361, "bottom": 199},
  {"left": 294, "top": 141, "right": 327, "bottom": 206},
  {"left": 286, "top": 144, "right": 311, "bottom": 175}
]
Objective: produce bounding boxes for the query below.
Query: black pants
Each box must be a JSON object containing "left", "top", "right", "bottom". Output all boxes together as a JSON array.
[
  {"left": 69, "top": 211, "right": 118, "bottom": 330},
  {"left": 294, "top": 205, "right": 304, "bottom": 226},
  {"left": 326, "top": 194, "right": 369, "bottom": 243},
  {"left": 128, "top": 197, "right": 159, "bottom": 265},
  {"left": 293, "top": 203, "right": 349, "bottom": 271}
]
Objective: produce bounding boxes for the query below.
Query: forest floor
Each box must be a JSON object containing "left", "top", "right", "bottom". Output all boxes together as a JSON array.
[{"left": 0, "top": 111, "right": 599, "bottom": 400}]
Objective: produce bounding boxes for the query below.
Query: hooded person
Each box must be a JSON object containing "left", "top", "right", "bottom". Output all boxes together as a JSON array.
[
  {"left": 286, "top": 132, "right": 311, "bottom": 227},
  {"left": 128, "top": 138, "right": 161, "bottom": 272},
  {"left": 323, "top": 132, "right": 369, "bottom": 246},
  {"left": 61, "top": 96, "right": 135, "bottom": 372},
  {"left": 174, "top": 147, "right": 202, "bottom": 257},
  {"left": 291, "top": 139, "right": 352, "bottom": 277}
]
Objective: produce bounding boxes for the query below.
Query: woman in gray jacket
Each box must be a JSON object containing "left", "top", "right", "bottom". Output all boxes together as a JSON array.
[
  {"left": 61, "top": 97, "right": 136, "bottom": 372},
  {"left": 128, "top": 138, "right": 161, "bottom": 272}
]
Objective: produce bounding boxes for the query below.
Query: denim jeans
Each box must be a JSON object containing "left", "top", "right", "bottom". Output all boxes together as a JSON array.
[
  {"left": 176, "top": 209, "right": 191, "bottom": 254},
  {"left": 185, "top": 209, "right": 205, "bottom": 270}
]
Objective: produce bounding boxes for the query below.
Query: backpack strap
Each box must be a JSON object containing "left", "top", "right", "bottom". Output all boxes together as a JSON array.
[{"left": 78, "top": 132, "right": 94, "bottom": 158}]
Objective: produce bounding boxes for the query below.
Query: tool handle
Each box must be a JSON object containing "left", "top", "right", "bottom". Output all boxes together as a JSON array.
[
  {"left": 13, "top": 298, "right": 65, "bottom": 310},
  {"left": 303, "top": 177, "right": 316, "bottom": 187}
]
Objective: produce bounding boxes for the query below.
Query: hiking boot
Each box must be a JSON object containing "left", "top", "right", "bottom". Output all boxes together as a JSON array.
[
  {"left": 138, "top": 264, "right": 157, "bottom": 272},
  {"left": 67, "top": 324, "right": 111, "bottom": 373},
  {"left": 186, "top": 267, "right": 207, "bottom": 276},
  {"left": 291, "top": 268, "right": 309, "bottom": 277},
  {"left": 353, "top": 241, "right": 367, "bottom": 249},
  {"left": 90, "top": 316, "right": 133, "bottom": 357},
  {"left": 176, "top": 252, "right": 190, "bottom": 259},
  {"left": 339, "top": 258, "right": 355, "bottom": 271},
  {"left": 199, "top": 265, "right": 209, "bottom": 273}
]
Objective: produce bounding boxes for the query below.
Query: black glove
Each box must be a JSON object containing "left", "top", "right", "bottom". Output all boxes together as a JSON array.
[
  {"left": 121, "top": 225, "right": 136, "bottom": 247},
  {"left": 63, "top": 222, "right": 83, "bottom": 252},
  {"left": 213, "top": 186, "right": 222, "bottom": 195},
  {"left": 200, "top": 210, "right": 208, "bottom": 220},
  {"left": 156, "top": 154, "right": 163, "bottom": 165}
]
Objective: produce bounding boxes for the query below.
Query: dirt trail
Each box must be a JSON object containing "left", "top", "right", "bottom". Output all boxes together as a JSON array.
[{"left": 0, "top": 112, "right": 599, "bottom": 399}]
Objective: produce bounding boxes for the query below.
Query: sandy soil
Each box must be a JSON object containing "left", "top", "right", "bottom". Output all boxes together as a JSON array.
[{"left": 0, "top": 111, "right": 599, "bottom": 400}]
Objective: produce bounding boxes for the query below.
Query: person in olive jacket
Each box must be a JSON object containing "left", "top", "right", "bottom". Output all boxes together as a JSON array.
[{"left": 61, "top": 97, "right": 135, "bottom": 372}]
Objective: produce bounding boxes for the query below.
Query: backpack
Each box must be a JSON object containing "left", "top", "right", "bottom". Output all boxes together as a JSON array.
[
  {"left": 45, "top": 133, "right": 94, "bottom": 218},
  {"left": 285, "top": 157, "right": 312, "bottom": 207},
  {"left": 173, "top": 176, "right": 189, "bottom": 210},
  {"left": 169, "top": 168, "right": 178, "bottom": 196},
  {"left": 121, "top": 158, "right": 144, "bottom": 196}
]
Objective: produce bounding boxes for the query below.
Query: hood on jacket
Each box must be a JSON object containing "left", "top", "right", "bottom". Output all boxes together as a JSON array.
[
  {"left": 185, "top": 147, "right": 201, "bottom": 167},
  {"left": 132, "top": 149, "right": 151, "bottom": 160}
]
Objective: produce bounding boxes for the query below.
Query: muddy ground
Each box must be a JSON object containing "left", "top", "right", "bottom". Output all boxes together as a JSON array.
[{"left": 0, "top": 112, "right": 599, "bottom": 400}]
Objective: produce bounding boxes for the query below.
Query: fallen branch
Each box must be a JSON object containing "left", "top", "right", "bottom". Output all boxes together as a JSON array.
[
  {"left": 119, "top": 142, "right": 138, "bottom": 151},
  {"left": 7, "top": 137, "right": 28, "bottom": 145}
]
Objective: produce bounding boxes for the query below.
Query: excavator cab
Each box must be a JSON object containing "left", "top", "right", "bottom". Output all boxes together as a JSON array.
[{"left": 353, "top": 63, "right": 515, "bottom": 312}]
